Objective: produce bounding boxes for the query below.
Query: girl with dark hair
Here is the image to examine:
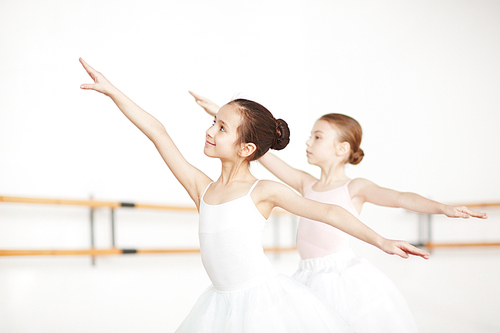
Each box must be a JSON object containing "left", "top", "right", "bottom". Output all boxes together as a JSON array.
[
  {"left": 189, "top": 91, "right": 487, "bottom": 333},
  {"left": 79, "top": 59, "right": 430, "bottom": 332}
]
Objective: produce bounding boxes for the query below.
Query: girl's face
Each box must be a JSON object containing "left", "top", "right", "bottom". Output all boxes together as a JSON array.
[
  {"left": 204, "top": 104, "right": 244, "bottom": 160},
  {"left": 306, "top": 119, "right": 347, "bottom": 166}
]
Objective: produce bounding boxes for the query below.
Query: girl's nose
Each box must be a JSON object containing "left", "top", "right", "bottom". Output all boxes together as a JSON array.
[{"left": 206, "top": 125, "right": 215, "bottom": 137}]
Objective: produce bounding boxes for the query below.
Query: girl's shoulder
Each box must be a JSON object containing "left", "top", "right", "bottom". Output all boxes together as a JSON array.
[
  {"left": 347, "top": 178, "right": 375, "bottom": 196},
  {"left": 251, "top": 179, "right": 296, "bottom": 199},
  {"left": 249, "top": 179, "right": 297, "bottom": 217},
  {"left": 301, "top": 178, "right": 317, "bottom": 194},
  {"left": 253, "top": 179, "right": 282, "bottom": 193}
]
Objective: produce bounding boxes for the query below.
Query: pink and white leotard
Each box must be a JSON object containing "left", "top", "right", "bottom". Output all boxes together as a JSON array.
[
  {"left": 292, "top": 180, "right": 420, "bottom": 333},
  {"left": 296, "top": 180, "right": 359, "bottom": 259}
]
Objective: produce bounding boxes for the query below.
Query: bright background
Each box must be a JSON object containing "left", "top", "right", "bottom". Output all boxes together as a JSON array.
[{"left": 1, "top": 1, "right": 499, "bottom": 332}]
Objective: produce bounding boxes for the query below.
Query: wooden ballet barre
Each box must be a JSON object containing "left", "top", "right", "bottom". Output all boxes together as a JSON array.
[
  {"left": 0, "top": 195, "right": 291, "bottom": 214},
  {"left": 0, "top": 195, "right": 295, "bottom": 262},
  {"left": 453, "top": 202, "right": 500, "bottom": 208},
  {"left": 0, "top": 248, "right": 201, "bottom": 256},
  {"left": 0, "top": 195, "right": 197, "bottom": 211},
  {"left": 425, "top": 242, "right": 500, "bottom": 249},
  {"left": 0, "top": 246, "right": 297, "bottom": 257}
]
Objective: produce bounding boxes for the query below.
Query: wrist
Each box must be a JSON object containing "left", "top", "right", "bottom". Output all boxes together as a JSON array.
[
  {"left": 106, "top": 85, "right": 123, "bottom": 99},
  {"left": 371, "top": 234, "right": 386, "bottom": 250},
  {"left": 439, "top": 203, "right": 450, "bottom": 215}
]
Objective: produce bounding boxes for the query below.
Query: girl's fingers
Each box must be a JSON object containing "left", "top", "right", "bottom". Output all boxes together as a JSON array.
[
  {"left": 393, "top": 246, "right": 409, "bottom": 259},
  {"left": 188, "top": 91, "right": 218, "bottom": 116},
  {"left": 79, "top": 57, "right": 96, "bottom": 75},
  {"left": 198, "top": 101, "right": 211, "bottom": 108},
  {"left": 189, "top": 91, "right": 214, "bottom": 106},
  {"left": 188, "top": 90, "right": 201, "bottom": 99},
  {"left": 457, "top": 206, "right": 488, "bottom": 219},
  {"left": 80, "top": 84, "right": 96, "bottom": 90},
  {"left": 383, "top": 240, "right": 408, "bottom": 259},
  {"left": 383, "top": 240, "right": 429, "bottom": 259},
  {"left": 79, "top": 58, "right": 104, "bottom": 87},
  {"left": 465, "top": 208, "right": 488, "bottom": 219},
  {"left": 189, "top": 91, "right": 207, "bottom": 103},
  {"left": 406, "top": 245, "right": 430, "bottom": 259},
  {"left": 396, "top": 242, "right": 430, "bottom": 260},
  {"left": 79, "top": 58, "right": 111, "bottom": 94}
]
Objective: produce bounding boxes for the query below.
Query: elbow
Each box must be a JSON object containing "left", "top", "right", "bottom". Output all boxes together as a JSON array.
[
  {"left": 394, "top": 192, "right": 405, "bottom": 207},
  {"left": 395, "top": 192, "right": 413, "bottom": 208},
  {"left": 324, "top": 204, "right": 343, "bottom": 228},
  {"left": 149, "top": 125, "right": 168, "bottom": 143}
]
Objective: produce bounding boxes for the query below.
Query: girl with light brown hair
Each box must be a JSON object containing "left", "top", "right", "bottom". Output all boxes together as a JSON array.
[{"left": 190, "top": 91, "right": 486, "bottom": 333}]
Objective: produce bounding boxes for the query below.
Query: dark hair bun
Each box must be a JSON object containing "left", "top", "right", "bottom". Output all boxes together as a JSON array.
[
  {"left": 349, "top": 148, "right": 364, "bottom": 165},
  {"left": 272, "top": 119, "right": 290, "bottom": 150}
]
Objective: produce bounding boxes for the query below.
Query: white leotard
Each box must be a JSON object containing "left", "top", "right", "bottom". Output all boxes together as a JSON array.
[
  {"left": 176, "top": 180, "right": 354, "bottom": 332},
  {"left": 199, "top": 180, "right": 275, "bottom": 291}
]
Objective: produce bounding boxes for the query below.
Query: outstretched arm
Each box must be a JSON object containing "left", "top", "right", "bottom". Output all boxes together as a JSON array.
[
  {"left": 80, "top": 58, "right": 211, "bottom": 208},
  {"left": 259, "top": 181, "right": 430, "bottom": 259},
  {"left": 352, "top": 178, "right": 488, "bottom": 219}
]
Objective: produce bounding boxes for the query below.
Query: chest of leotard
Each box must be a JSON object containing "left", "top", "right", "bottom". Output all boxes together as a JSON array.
[
  {"left": 296, "top": 183, "right": 360, "bottom": 259},
  {"left": 199, "top": 188, "right": 275, "bottom": 291}
]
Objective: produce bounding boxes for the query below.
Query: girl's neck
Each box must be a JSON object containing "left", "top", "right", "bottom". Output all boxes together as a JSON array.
[
  {"left": 317, "top": 160, "right": 349, "bottom": 186},
  {"left": 218, "top": 159, "right": 254, "bottom": 186}
]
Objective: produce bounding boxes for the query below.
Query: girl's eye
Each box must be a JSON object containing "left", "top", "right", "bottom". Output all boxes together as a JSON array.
[
  {"left": 220, "top": 126, "right": 225, "bottom": 132},
  {"left": 315, "top": 136, "right": 320, "bottom": 139}
]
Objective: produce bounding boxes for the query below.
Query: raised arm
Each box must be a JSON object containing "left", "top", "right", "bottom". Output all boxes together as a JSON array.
[
  {"left": 257, "top": 181, "right": 430, "bottom": 259},
  {"left": 352, "top": 178, "right": 487, "bottom": 219},
  {"left": 80, "top": 58, "right": 211, "bottom": 208}
]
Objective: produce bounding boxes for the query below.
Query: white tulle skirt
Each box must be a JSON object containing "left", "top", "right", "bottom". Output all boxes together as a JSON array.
[
  {"left": 292, "top": 248, "right": 419, "bottom": 333},
  {"left": 175, "top": 271, "right": 353, "bottom": 333}
]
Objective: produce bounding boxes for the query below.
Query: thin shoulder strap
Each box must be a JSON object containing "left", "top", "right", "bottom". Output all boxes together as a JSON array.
[
  {"left": 305, "top": 180, "right": 317, "bottom": 193},
  {"left": 247, "top": 180, "right": 260, "bottom": 196},
  {"left": 201, "top": 182, "right": 213, "bottom": 200}
]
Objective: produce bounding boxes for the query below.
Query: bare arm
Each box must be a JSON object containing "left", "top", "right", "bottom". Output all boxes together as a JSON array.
[
  {"left": 258, "top": 152, "right": 316, "bottom": 195},
  {"left": 80, "top": 58, "right": 211, "bottom": 208},
  {"left": 258, "top": 181, "right": 429, "bottom": 259},
  {"left": 353, "top": 178, "right": 487, "bottom": 219}
]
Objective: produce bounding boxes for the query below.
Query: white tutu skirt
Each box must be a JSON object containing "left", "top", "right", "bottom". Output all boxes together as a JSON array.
[
  {"left": 175, "top": 272, "right": 353, "bottom": 333},
  {"left": 292, "top": 248, "right": 419, "bottom": 333}
]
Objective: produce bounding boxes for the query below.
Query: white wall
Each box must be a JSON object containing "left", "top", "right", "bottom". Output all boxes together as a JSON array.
[
  {"left": 1, "top": 1, "right": 499, "bottom": 332},
  {"left": 1, "top": 0, "right": 499, "bottom": 204}
]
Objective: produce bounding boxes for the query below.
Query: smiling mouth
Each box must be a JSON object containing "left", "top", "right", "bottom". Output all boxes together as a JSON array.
[{"left": 205, "top": 140, "right": 215, "bottom": 146}]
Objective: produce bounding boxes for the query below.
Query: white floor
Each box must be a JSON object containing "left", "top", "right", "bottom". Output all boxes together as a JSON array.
[{"left": 1, "top": 244, "right": 499, "bottom": 333}]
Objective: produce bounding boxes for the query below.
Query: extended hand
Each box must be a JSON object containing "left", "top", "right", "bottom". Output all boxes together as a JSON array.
[
  {"left": 79, "top": 58, "right": 114, "bottom": 96},
  {"left": 381, "top": 239, "right": 430, "bottom": 260},
  {"left": 445, "top": 205, "right": 488, "bottom": 219},
  {"left": 188, "top": 91, "right": 220, "bottom": 116}
]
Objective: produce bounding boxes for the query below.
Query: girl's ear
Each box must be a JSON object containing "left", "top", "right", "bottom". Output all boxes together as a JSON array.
[
  {"left": 337, "top": 141, "right": 351, "bottom": 157},
  {"left": 239, "top": 142, "right": 257, "bottom": 159}
]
